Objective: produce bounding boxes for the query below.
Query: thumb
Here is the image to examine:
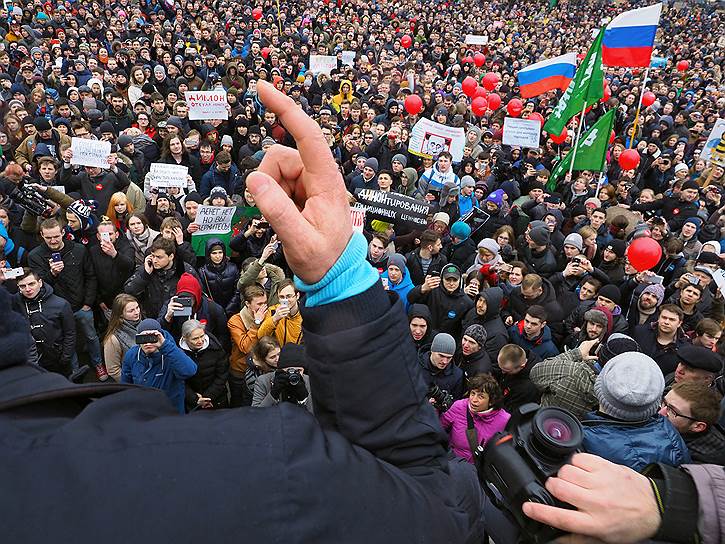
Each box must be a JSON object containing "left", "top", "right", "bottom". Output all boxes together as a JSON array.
[{"left": 246, "top": 171, "right": 309, "bottom": 243}]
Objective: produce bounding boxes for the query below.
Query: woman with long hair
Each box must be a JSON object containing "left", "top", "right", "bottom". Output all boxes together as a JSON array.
[
  {"left": 106, "top": 192, "right": 134, "bottom": 234},
  {"left": 242, "top": 336, "right": 280, "bottom": 406},
  {"left": 160, "top": 134, "right": 202, "bottom": 181},
  {"left": 125, "top": 212, "right": 159, "bottom": 265},
  {"left": 103, "top": 294, "right": 142, "bottom": 382},
  {"left": 127, "top": 65, "right": 147, "bottom": 106}
]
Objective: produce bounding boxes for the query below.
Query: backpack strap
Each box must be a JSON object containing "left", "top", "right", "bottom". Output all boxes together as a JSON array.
[{"left": 465, "top": 406, "right": 480, "bottom": 455}]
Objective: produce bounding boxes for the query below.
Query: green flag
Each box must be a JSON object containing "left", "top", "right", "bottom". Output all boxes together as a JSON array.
[
  {"left": 548, "top": 0, "right": 558, "bottom": 9},
  {"left": 547, "top": 109, "right": 615, "bottom": 190},
  {"left": 543, "top": 28, "right": 605, "bottom": 137}
]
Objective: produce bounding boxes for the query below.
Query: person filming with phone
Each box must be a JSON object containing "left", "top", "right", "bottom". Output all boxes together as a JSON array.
[
  {"left": 121, "top": 318, "right": 197, "bottom": 414},
  {"left": 257, "top": 278, "right": 303, "bottom": 347}
]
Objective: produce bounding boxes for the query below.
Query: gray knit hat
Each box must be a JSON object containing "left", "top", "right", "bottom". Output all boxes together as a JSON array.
[
  {"left": 594, "top": 352, "right": 664, "bottom": 421},
  {"left": 391, "top": 153, "right": 407, "bottom": 167},
  {"left": 463, "top": 324, "right": 487, "bottom": 348},
  {"left": 563, "top": 233, "right": 583, "bottom": 251},
  {"left": 431, "top": 333, "right": 456, "bottom": 355}
]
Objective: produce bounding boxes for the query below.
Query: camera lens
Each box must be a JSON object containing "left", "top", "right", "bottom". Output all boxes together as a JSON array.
[{"left": 531, "top": 407, "right": 582, "bottom": 458}]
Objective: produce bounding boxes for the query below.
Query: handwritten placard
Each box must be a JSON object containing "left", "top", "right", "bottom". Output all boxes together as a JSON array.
[
  {"left": 70, "top": 137, "right": 111, "bottom": 168},
  {"left": 149, "top": 163, "right": 188, "bottom": 188},
  {"left": 503, "top": 117, "right": 541, "bottom": 148},
  {"left": 185, "top": 90, "right": 229, "bottom": 121},
  {"left": 309, "top": 55, "right": 337, "bottom": 76},
  {"left": 193, "top": 205, "right": 236, "bottom": 235}
]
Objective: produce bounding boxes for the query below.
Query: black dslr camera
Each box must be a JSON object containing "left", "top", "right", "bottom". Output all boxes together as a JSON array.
[
  {"left": 2, "top": 176, "right": 53, "bottom": 218},
  {"left": 478, "top": 403, "right": 583, "bottom": 544},
  {"left": 427, "top": 384, "right": 454, "bottom": 412},
  {"left": 272, "top": 368, "right": 307, "bottom": 404}
]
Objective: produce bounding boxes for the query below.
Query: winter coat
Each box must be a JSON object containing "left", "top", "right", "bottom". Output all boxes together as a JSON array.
[
  {"left": 180, "top": 333, "right": 229, "bottom": 411},
  {"left": 103, "top": 319, "right": 138, "bottom": 382},
  {"left": 633, "top": 323, "right": 689, "bottom": 375},
  {"left": 582, "top": 412, "right": 691, "bottom": 471},
  {"left": 493, "top": 350, "right": 542, "bottom": 413},
  {"left": 445, "top": 238, "right": 476, "bottom": 271},
  {"left": 0, "top": 282, "right": 483, "bottom": 543},
  {"left": 59, "top": 165, "right": 130, "bottom": 213},
  {"left": 408, "top": 281, "right": 473, "bottom": 340},
  {"left": 381, "top": 265, "right": 414, "bottom": 311},
  {"left": 258, "top": 304, "right": 304, "bottom": 347},
  {"left": 199, "top": 163, "right": 244, "bottom": 198},
  {"left": 439, "top": 399, "right": 511, "bottom": 463},
  {"left": 457, "top": 348, "right": 492, "bottom": 379},
  {"left": 508, "top": 321, "right": 559, "bottom": 359},
  {"left": 121, "top": 329, "right": 198, "bottom": 414},
  {"left": 12, "top": 284, "right": 75, "bottom": 375},
  {"left": 504, "top": 277, "right": 562, "bottom": 324},
  {"left": 199, "top": 238, "right": 240, "bottom": 313},
  {"left": 123, "top": 260, "right": 198, "bottom": 320},
  {"left": 28, "top": 240, "right": 96, "bottom": 312},
  {"left": 88, "top": 236, "right": 136, "bottom": 307},
  {"left": 520, "top": 245, "right": 558, "bottom": 277},
  {"left": 405, "top": 249, "right": 448, "bottom": 286},
  {"left": 418, "top": 349, "right": 464, "bottom": 400},
  {"left": 461, "top": 287, "right": 509, "bottom": 363}
]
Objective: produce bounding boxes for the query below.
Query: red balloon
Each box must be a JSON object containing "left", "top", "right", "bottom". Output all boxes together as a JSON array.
[
  {"left": 676, "top": 60, "right": 689, "bottom": 72},
  {"left": 506, "top": 98, "right": 523, "bottom": 117},
  {"left": 261, "top": 47, "right": 270, "bottom": 59},
  {"left": 528, "top": 112, "right": 544, "bottom": 125},
  {"left": 609, "top": 130, "right": 616, "bottom": 144},
  {"left": 473, "top": 53, "right": 486, "bottom": 67},
  {"left": 252, "top": 7, "right": 263, "bottom": 20},
  {"left": 619, "top": 149, "right": 641, "bottom": 170},
  {"left": 461, "top": 76, "right": 478, "bottom": 98},
  {"left": 482, "top": 72, "right": 499, "bottom": 91},
  {"left": 626, "top": 237, "right": 662, "bottom": 272},
  {"left": 462, "top": 56, "right": 474, "bottom": 65},
  {"left": 400, "top": 35, "right": 412, "bottom": 48},
  {"left": 473, "top": 86, "right": 488, "bottom": 99},
  {"left": 641, "top": 91, "right": 656, "bottom": 107},
  {"left": 471, "top": 96, "right": 488, "bottom": 117},
  {"left": 486, "top": 93, "right": 501, "bottom": 110},
  {"left": 404, "top": 94, "right": 423, "bottom": 115},
  {"left": 550, "top": 127, "right": 568, "bottom": 144},
  {"left": 602, "top": 84, "right": 611, "bottom": 102}
]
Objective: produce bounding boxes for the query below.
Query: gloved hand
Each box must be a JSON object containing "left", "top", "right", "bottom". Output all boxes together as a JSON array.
[{"left": 271, "top": 369, "right": 308, "bottom": 404}]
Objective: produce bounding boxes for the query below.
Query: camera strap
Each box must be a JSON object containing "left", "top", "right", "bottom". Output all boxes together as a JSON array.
[{"left": 465, "top": 407, "right": 481, "bottom": 456}]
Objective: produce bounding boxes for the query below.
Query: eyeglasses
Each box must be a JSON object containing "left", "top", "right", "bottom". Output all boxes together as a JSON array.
[{"left": 661, "top": 399, "right": 698, "bottom": 422}]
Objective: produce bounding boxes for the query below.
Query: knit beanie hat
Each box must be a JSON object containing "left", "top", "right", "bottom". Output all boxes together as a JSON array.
[
  {"left": 597, "top": 284, "right": 621, "bottom": 305},
  {"left": 450, "top": 221, "right": 472, "bottom": 241},
  {"left": 387, "top": 253, "right": 406, "bottom": 273},
  {"left": 209, "top": 186, "right": 228, "bottom": 202},
  {"left": 477, "top": 238, "right": 500, "bottom": 255},
  {"left": 137, "top": 318, "right": 162, "bottom": 333},
  {"left": 185, "top": 191, "right": 204, "bottom": 204},
  {"left": 529, "top": 226, "right": 550, "bottom": 247},
  {"left": 486, "top": 189, "right": 505, "bottom": 207},
  {"left": 464, "top": 324, "right": 487, "bottom": 348},
  {"left": 605, "top": 239, "right": 627, "bottom": 258},
  {"left": 683, "top": 216, "right": 703, "bottom": 233},
  {"left": 563, "top": 233, "right": 583, "bottom": 251},
  {"left": 67, "top": 200, "right": 93, "bottom": 230},
  {"left": 431, "top": 333, "right": 456, "bottom": 355},
  {"left": 391, "top": 154, "right": 407, "bottom": 167},
  {"left": 364, "top": 157, "right": 379, "bottom": 173},
  {"left": 598, "top": 333, "right": 641, "bottom": 365},
  {"left": 460, "top": 175, "right": 476, "bottom": 189},
  {"left": 641, "top": 284, "right": 665, "bottom": 306},
  {"left": 584, "top": 308, "right": 609, "bottom": 328},
  {"left": 594, "top": 352, "right": 664, "bottom": 421}
]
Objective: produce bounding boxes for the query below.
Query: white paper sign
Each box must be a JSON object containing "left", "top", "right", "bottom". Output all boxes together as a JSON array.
[
  {"left": 503, "top": 117, "right": 541, "bottom": 148},
  {"left": 51, "top": 185, "right": 65, "bottom": 194},
  {"left": 309, "top": 55, "right": 337, "bottom": 75},
  {"left": 341, "top": 51, "right": 356, "bottom": 66},
  {"left": 711, "top": 268, "right": 725, "bottom": 297},
  {"left": 193, "top": 205, "right": 236, "bottom": 235},
  {"left": 465, "top": 35, "right": 488, "bottom": 45},
  {"left": 149, "top": 163, "right": 189, "bottom": 188},
  {"left": 70, "top": 137, "right": 111, "bottom": 168},
  {"left": 408, "top": 118, "right": 466, "bottom": 162},
  {"left": 701, "top": 118, "right": 725, "bottom": 163},
  {"left": 185, "top": 90, "right": 229, "bottom": 120}
]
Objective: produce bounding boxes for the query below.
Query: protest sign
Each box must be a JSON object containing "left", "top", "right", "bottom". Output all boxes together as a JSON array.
[
  {"left": 194, "top": 205, "right": 236, "bottom": 235},
  {"left": 465, "top": 35, "right": 488, "bottom": 45},
  {"left": 701, "top": 118, "right": 725, "bottom": 163},
  {"left": 350, "top": 206, "right": 366, "bottom": 233},
  {"left": 503, "top": 117, "right": 541, "bottom": 148},
  {"left": 309, "top": 55, "right": 337, "bottom": 75},
  {"left": 185, "top": 90, "right": 229, "bottom": 120},
  {"left": 650, "top": 56, "right": 667, "bottom": 68},
  {"left": 149, "top": 163, "right": 189, "bottom": 188},
  {"left": 408, "top": 118, "right": 466, "bottom": 162},
  {"left": 354, "top": 189, "right": 432, "bottom": 228},
  {"left": 70, "top": 137, "right": 111, "bottom": 168},
  {"left": 341, "top": 51, "right": 356, "bottom": 66},
  {"left": 51, "top": 186, "right": 65, "bottom": 194}
]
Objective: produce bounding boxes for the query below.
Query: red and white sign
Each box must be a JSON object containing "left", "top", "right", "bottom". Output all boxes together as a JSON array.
[
  {"left": 350, "top": 206, "right": 366, "bottom": 233},
  {"left": 185, "top": 90, "right": 229, "bottom": 121}
]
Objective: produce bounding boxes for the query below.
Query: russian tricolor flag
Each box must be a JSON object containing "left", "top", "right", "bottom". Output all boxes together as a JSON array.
[
  {"left": 517, "top": 53, "right": 577, "bottom": 98},
  {"left": 603, "top": 4, "right": 662, "bottom": 67}
]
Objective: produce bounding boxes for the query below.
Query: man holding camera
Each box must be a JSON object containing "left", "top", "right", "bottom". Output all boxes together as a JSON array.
[{"left": 121, "top": 318, "right": 197, "bottom": 414}]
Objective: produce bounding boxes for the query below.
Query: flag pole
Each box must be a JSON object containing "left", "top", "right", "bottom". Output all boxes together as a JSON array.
[
  {"left": 627, "top": 66, "right": 650, "bottom": 149},
  {"left": 595, "top": 171, "right": 605, "bottom": 195},
  {"left": 568, "top": 103, "right": 588, "bottom": 179}
]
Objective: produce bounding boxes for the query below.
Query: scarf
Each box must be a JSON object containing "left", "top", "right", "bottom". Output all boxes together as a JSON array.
[
  {"left": 127, "top": 227, "right": 159, "bottom": 264},
  {"left": 116, "top": 318, "right": 140, "bottom": 356}
]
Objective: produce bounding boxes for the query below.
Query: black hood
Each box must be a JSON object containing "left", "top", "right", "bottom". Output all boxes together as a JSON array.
[
  {"left": 204, "top": 237, "right": 227, "bottom": 264},
  {"left": 478, "top": 286, "right": 504, "bottom": 319}
]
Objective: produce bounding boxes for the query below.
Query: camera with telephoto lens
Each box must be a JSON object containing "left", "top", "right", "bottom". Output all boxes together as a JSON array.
[
  {"left": 427, "top": 384, "right": 454, "bottom": 412},
  {"left": 6, "top": 179, "right": 53, "bottom": 218},
  {"left": 477, "top": 403, "right": 583, "bottom": 544}
]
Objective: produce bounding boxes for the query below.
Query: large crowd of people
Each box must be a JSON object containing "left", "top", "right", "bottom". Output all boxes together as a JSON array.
[{"left": 0, "top": 0, "right": 724, "bottom": 541}]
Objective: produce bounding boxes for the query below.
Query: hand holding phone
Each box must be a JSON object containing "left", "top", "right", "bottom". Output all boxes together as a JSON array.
[{"left": 135, "top": 332, "right": 159, "bottom": 345}]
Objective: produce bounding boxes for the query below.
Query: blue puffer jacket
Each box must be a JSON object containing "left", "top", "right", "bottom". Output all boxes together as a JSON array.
[
  {"left": 581, "top": 412, "right": 691, "bottom": 471},
  {"left": 121, "top": 330, "right": 197, "bottom": 414}
]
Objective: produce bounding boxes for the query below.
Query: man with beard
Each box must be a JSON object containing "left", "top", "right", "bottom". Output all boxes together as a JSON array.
[
  {"left": 457, "top": 324, "right": 491, "bottom": 378},
  {"left": 625, "top": 283, "right": 665, "bottom": 333}
]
